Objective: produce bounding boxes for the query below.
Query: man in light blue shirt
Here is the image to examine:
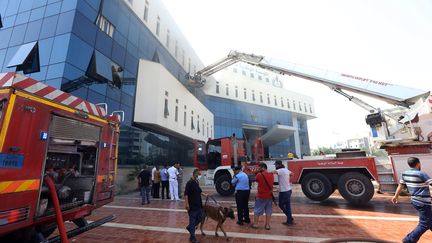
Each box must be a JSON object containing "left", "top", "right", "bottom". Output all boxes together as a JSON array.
[{"left": 231, "top": 166, "right": 250, "bottom": 225}]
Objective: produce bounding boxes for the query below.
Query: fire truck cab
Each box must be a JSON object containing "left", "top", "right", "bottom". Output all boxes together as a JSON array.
[{"left": 0, "top": 72, "right": 121, "bottom": 242}]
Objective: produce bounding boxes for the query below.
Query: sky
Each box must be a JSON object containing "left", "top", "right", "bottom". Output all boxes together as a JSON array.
[{"left": 160, "top": 0, "right": 432, "bottom": 149}]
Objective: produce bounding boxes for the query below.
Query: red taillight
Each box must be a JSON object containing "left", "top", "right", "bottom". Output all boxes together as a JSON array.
[{"left": 0, "top": 207, "right": 29, "bottom": 226}]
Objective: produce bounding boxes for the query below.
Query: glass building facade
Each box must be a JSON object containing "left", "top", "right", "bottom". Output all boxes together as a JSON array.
[
  {"left": 206, "top": 96, "right": 311, "bottom": 158},
  {"left": 0, "top": 0, "right": 198, "bottom": 166}
]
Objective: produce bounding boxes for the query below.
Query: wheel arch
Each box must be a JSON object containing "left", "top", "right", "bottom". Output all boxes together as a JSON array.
[{"left": 213, "top": 166, "right": 233, "bottom": 181}]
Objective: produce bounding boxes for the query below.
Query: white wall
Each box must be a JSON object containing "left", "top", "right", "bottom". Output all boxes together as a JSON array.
[
  {"left": 124, "top": 0, "right": 205, "bottom": 75},
  {"left": 135, "top": 60, "right": 214, "bottom": 141},
  {"left": 204, "top": 63, "right": 316, "bottom": 119}
]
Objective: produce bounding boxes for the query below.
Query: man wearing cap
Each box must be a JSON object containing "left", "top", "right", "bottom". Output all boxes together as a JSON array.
[
  {"left": 272, "top": 160, "right": 294, "bottom": 225},
  {"left": 231, "top": 165, "right": 251, "bottom": 225}
]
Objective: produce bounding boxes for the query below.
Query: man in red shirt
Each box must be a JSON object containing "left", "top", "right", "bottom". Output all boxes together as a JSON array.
[{"left": 250, "top": 163, "right": 274, "bottom": 230}]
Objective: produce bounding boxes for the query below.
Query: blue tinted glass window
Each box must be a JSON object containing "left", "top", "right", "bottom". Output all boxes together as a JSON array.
[
  {"left": 63, "top": 62, "right": 84, "bottom": 81},
  {"left": 116, "top": 8, "right": 129, "bottom": 37},
  {"left": 128, "top": 20, "right": 139, "bottom": 47},
  {"left": 39, "top": 37, "right": 53, "bottom": 66},
  {"left": 113, "top": 32, "right": 127, "bottom": 49},
  {"left": 5, "top": 0, "right": 20, "bottom": 17},
  {"left": 120, "top": 104, "right": 132, "bottom": 126},
  {"left": 0, "top": 2, "right": 7, "bottom": 16},
  {"left": 124, "top": 54, "right": 138, "bottom": 75},
  {"left": 6, "top": 41, "right": 37, "bottom": 67},
  {"left": 24, "top": 19, "right": 43, "bottom": 43},
  {"left": 9, "top": 24, "right": 27, "bottom": 47},
  {"left": 33, "top": 0, "right": 48, "bottom": 9},
  {"left": 86, "top": 89, "right": 105, "bottom": 105},
  {"left": 95, "top": 29, "right": 113, "bottom": 57},
  {"left": 101, "top": 0, "right": 118, "bottom": 26},
  {"left": 48, "top": 0, "right": 61, "bottom": 4},
  {"left": 2, "top": 46, "right": 19, "bottom": 72},
  {"left": 111, "top": 41, "right": 126, "bottom": 66},
  {"left": 60, "top": 0, "right": 77, "bottom": 12},
  {"left": 56, "top": 10, "right": 74, "bottom": 35},
  {"left": 50, "top": 33, "right": 70, "bottom": 64},
  {"left": 71, "top": 12, "right": 97, "bottom": 46},
  {"left": 120, "top": 92, "right": 133, "bottom": 106},
  {"left": 39, "top": 14, "right": 59, "bottom": 39},
  {"left": 46, "top": 62, "right": 65, "bottom": 79},
  {"left": 19, "top": 0, "right": 34, "bottom": 13},
  {"left": 70, "top": 87, "right": 88, "bottom": 100},
  {"left": 0, "top": 49, "right": 6, "bottom": 71},
  {"left": 107, "top": 86, "right": 121, "bottom": 102},
  {"left": 15, "top": 11, "right": 30, "bottom": 25},
  {"left": 44, "top": 77, "right": 62, "bottom": 89},
  {"left": 84, "top": 0, "right": 100, "bottom": 11},
  {"left": 66, "top": 34, "right": 93, "bottom": 71},
  {"left": 29, "top": 6, "right": 45, "bottom": 21},
  {"left": 105, "top": 97, "right": 120, "bottom": 111},
  {"left": 76, "top": 0, "right": 97, "bottom": 22},
  {"left": 0, "top": 28, "right": 13, "bottom": 49},
  {"left": 44, "top": 2, "right": 61, "bottom": 17},
  {"left": 2, "top": 15, "right": 16, "bottom": 28},
  {"left": 29, "top": 65, "right": 48, "bottom": 81},
  {"left": 88, "top": 83, "right": 107, "bottom": 96}
]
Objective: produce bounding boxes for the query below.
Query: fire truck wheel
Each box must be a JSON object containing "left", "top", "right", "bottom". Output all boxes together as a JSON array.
[
  {"left": 301, "top": 172, "right": 333, "bottom": 201},
  {"left": 337, "top": 172, "right": 374, "bottom": 205},
  {"left": 215, "top": 174, "right": 235, "bottom": 196}
]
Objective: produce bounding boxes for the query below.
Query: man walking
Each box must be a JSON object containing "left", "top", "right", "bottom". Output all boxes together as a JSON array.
[
  {"left": 231, "top": 165, "right": 251, "bottom": 225},
  {"left": 392, "top": 157, "right": 432, "bottom": 243},
  {"left": 153, "top": 165, "right": 161, "bottom": 198},
  {"left": 184, "top": 169, "right": 207, "bottom": 243},
  {"left": 137, "top": 164, "right": 151, "bottom": 205},
  {"left": 168, "top": 162, "right": 180, "bottom": 201},
  {"left": 151, "top": 165, "right": 157, "bottom": 197},
  {"left": 160, "top": 164, "right": 170, "bottom": 199},
  {"left": 250, "top": 163, "right": 274, "bottom": 230},
  {"left": 272, "top": 160, "right": 294, "bottom": 225}
]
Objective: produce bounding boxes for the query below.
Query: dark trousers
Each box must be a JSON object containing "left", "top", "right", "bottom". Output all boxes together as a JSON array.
[
  {"left": 161, "top": 180, "right": 169, "bottom": 199},
  {"left": 235, "top": 190, "right": 250, "bottom": 223},
  {"left": 403, "top": 202, "right": 432, "bottom": 243},
  {"left": 153, "top": 182, "right": 160, "bottom": 198},
  {"left": 279, "top": 190, "right": 293, "bottom": 224},
  {"left": 186, "top": 208, "right": 203, "bottom": 240},
  {"left": 140, "top": 185, "right": 150, "bottom": 204}
]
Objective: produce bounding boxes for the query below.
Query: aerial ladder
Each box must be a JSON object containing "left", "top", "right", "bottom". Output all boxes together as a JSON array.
[{"left": 189, "top": 51, "right": 432, "bottom": 205}]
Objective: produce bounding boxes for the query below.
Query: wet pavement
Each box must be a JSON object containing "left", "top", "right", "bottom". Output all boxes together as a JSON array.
[{"left": 69, "top": 185, "right": 432, "bottom": 243}]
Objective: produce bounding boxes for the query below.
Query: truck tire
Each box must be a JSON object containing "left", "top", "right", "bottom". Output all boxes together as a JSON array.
[
  {"left": 215, "top": 174, "right": 235, "bottom": 196},
  {"left": 337, "top": 172, "right": 374, "bottom": 205},
  {"left": 301, "top": 172, "right": 333, "bottom": 201}
]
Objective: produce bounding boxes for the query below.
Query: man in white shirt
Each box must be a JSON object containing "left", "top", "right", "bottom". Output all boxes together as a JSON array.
[
  {"left": 272, "top": 160, "right": 294, "bottom": 225},
  {"left": 167, "top": 162, "right": 180, "bottom": 201},
  {"left": 151, "top": 165, "right": 156, "bottom": 197}
]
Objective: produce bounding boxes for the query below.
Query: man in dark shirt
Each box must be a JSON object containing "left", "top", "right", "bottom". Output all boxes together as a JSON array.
[
  {"left": 138, "top": 164, "right": 152, "bottom": 205},
  {"left": 184, "top": 169, "right": 207, "bottom": 243}
]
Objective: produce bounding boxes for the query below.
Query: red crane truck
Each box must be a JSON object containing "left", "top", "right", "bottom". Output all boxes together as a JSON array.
[
  {"left": 0, "top": 72, "right": 122, "bottom": 242},
  {"left": 190, "top": 51, "right": 432, "bottom": 205}
]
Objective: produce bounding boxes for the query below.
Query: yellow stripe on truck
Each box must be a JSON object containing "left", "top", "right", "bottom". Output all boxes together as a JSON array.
[
  {"left": 0, "top": 179, "right": 40, "bottom": 194},
  {"left": 0, "top": 94, "right": 16, "bottom": 151}
]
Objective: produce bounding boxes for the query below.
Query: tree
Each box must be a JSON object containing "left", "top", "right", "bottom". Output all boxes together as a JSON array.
[{"left": 311, "top": 147, "right": 341, "bottom": 156}]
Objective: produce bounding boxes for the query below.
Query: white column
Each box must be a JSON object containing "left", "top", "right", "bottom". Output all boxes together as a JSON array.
[{"left": 292, "top": 115, "right": 301, "bottom": 156}]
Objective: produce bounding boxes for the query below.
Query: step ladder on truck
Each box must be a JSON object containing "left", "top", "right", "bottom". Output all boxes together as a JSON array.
[
  {"left": 0, "top": 72, "right": 123, "bottom": 242},
  {"left": 190, "top": 51, "right": 432, "bottom": 205}
]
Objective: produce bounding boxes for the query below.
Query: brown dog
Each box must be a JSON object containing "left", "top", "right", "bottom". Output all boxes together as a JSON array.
[{"left": 199, "top": 204, "right": 235, "bottom": 240}]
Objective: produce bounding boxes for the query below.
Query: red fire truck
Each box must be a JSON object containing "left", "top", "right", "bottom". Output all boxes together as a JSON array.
[
  {"left": 0, "top": 72, "right": 121, "bottom": 242},
  {"left": 190, "top": 51, "right": 432, "bottom": 205}
]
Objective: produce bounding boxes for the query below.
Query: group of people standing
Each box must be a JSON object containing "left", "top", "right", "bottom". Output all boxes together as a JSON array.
[
  {"left": 232, "top": 160, "right": 294, "bottom": 230},
  {"left": 137, "top": 162, "right": 183, "bottom": 205}
]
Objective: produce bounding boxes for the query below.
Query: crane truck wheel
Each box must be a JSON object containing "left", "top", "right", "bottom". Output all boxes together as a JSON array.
[
  {"left": 337, "top": 172, "right": 374, "bottom": 205},
  {"left": 215, "top": 174, "right": 235, "bottom": 196},
  {"left": 301, "top": 172, "right": 333, "bottom": 201}
]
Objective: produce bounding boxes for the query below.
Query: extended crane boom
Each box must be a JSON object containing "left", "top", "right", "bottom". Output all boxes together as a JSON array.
[
  {"left": 188, "top": 50, "right": 432, "bottom": 143},
  {"left": 188, "top": 50, "right": 429, "bottom": 107}
]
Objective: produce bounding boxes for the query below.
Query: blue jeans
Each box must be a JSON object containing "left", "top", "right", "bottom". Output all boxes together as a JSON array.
[
  {"left": 141, "top": 185, "right": 150, "bottom": 204},
  {"left": 279, "top": 190, "right": 293, "bottom": 224},
  {"left": 403, "top": 202, "right": 432, "bottom": 243},
  {"left": 186, "top": 208, "right": 203, "bottom": 240}
]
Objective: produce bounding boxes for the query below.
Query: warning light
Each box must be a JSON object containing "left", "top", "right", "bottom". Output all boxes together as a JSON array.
[
  {"left": 102, "top": 142, "right": 107, "bottom": 148},
  {"left": 40, "top": 132, "right": 48, "bottom": 140}
]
